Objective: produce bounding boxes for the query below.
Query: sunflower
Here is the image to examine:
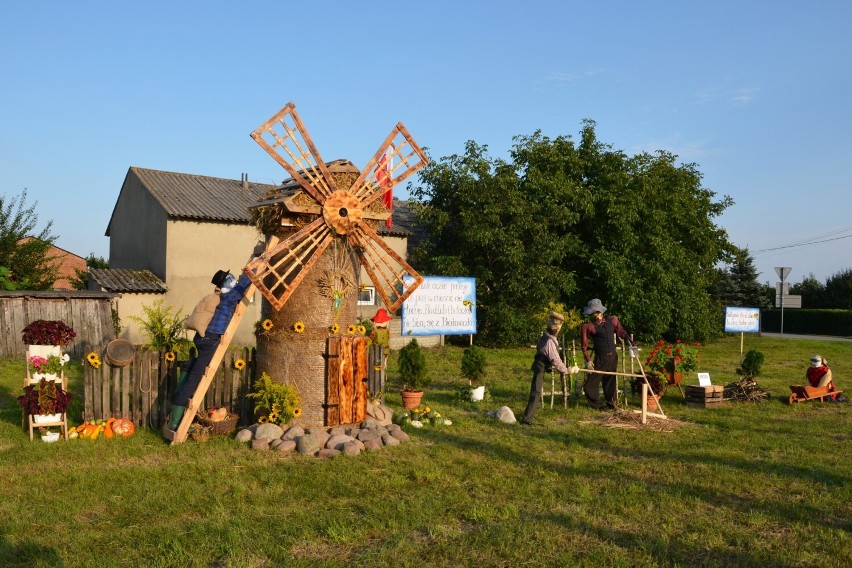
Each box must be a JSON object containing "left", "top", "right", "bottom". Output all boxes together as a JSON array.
[
  {"left": 234, "top": 358, "right": 246, "bottom": 371},
  {"left": 293, "top": 321, "right": 306, "bottom": 333},
  {"left": 357, "top": 325, "right": 366, "bottom": 335},
  {"left": 329, "top": 323, "right": 340, "bottom": 334},
  {"left": 86, "top": 352, "right": 102, "bottom": 369},
  {"left": 293, "top": 407, "right": 303, "bottom": 418},
  {"left": 165, "top": 351, "right": 176, "bottom": 362},
  {"left": 262, "top": 319, "right": 274, "bottom": 331},
  {"left": 346, "top": 324, "right": 356, "bottom": 335}
]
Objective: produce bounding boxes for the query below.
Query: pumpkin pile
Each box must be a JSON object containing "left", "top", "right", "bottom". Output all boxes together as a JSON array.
[{"left": 68, "top": 417, "right": 135, "bottom": 440}]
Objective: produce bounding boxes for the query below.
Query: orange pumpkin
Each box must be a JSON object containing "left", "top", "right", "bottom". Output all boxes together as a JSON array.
[{"left": 111, "top": 418, "right": 135, "bottom": 437}]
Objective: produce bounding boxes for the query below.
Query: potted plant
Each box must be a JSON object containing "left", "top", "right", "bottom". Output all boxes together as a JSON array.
[
  {"left": 397, "top": 339, "right": 430, "bottom": 409},
  {"left": 28, "top": 353, "right": 70, "bottom": 379},
  {"left": 246, "top": 372, "right": 302, "bottom": 426},
  {"left": 21, "top": 319, "right": 76, "bottom": 347},
  {"left": 18, "top": 377, "right": 72, "bottom": 422},
  {"left": 461, "top": 345, "right": 487, "bottom": 402},
  {"left": 39, "top": 427, "right": 60, "bottom": 443},
  {"left": 644, "top": 339, "right": 700, "bottom": 386},
  {"left": 636, "top": 372, "right": 665, "bottom": 410}
]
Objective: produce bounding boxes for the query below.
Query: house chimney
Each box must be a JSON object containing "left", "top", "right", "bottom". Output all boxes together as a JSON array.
[{"left": 241, "top": 173, "right": 249, "bottom": 190}]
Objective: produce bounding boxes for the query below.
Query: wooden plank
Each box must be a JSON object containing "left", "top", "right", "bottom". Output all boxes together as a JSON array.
[
  {"left": 326, "top": 338, "right": 341, "bottom": 426},
  {"left": 83, "top": 359, "right": 93, "bottom": 421},
  {"left": 121, "top": 364, "right": 131, "bottom": 418},
  {"left": 353, "top": 336, "right": 368, "bottom": 423},
  {"left": 339, "top": 336, "right": 354, "bottom": 424}
]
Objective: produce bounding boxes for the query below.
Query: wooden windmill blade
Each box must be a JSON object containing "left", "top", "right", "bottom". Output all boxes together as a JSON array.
[
  {"left": 350, "top": 122, "right": 429, "bottom": 207},
  {"left": 349, "top": 222, "right": 424, "bottom": 314},
  {"left": 250, "top": 102, "right": 338, "bottom": 203},
  {"left": 243, "top": 217, "right": 336, "bottom": 310}
]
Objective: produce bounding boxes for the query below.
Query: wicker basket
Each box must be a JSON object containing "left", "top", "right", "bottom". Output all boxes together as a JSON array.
[
  {"left": 191, "top": 425, "right": 212, "bottom": 442},
  {"left": 195, "top": 413, "right": 239, "bottom": 435}
]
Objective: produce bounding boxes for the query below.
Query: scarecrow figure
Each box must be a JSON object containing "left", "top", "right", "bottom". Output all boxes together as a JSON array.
[{"left": 368, "top": 308, "right": 392, "bottom": 349}]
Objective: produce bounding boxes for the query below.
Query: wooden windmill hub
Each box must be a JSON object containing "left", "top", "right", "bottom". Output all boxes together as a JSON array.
[{"left": 322, "top": 190, "right": 362, "bottom": 234}]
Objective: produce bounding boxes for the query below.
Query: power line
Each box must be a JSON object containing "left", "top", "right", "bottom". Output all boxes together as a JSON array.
[{"left": 752, "top": 230, "right": 852, "bottom": 254}]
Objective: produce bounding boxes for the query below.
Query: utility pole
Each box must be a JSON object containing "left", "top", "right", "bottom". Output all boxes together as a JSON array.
[{"left": 775, "top": 266, "right": 792, "bottom": 337}]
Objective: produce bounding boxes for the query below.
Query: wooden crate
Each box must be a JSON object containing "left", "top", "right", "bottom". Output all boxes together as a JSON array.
[{"left": 685, "top": 385, "right": 724, "bottom": 408}]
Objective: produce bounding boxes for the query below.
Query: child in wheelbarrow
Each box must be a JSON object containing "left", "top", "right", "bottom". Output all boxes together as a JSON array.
[{"left": 806, "top": 355, "right": 845, "bottom": 402}]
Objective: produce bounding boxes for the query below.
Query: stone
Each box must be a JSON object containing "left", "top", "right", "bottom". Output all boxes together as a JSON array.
[
  {"left": 317, "top": 448, "right": 341, "bottom": 458},
  {"left": 363, "top": 437, "right": 383, "bottom": 452},
  {"left": 307, "top": 428, "right": 330, "bottom": 449},
  {"left": 381, "top": 433, "right": 400, "bottom": 446},
  {"left": 328, "top": 425, "right": 348, "bottom": 437},
  {"left": 234, "top": 428, "right": 253, "bottom": 442},
  {"left": 366, "top": 403, "right": 394, "bottom": 426},
  {"left": 495, "top": 406, "right": 517, "bottom": 424},
  {"left": 327, "top": 434, "right": 355, "bottom": 450},
  {"left": 269, "top": 438, "right": 283, "bottom": 449},
  {"left": 296, "top": 433, "right": 321, "bottom": 455},
  {"left": 281, "top": 425, "right": 305, "bottom": 440},
  {"left": 389, "top": 429, "right": 410, "bottom": 442},
  {"left": 277, "top": 439, "right": 296, "bottom": 454},
  {"left": 251, "top": 438, "right": 270, "bottom": 450},
  {"left": 255, "top": 423, "right": 284, "bottom": 440},
  {"left": 342, "top": 441, "right": 362, "bottom": 456}
]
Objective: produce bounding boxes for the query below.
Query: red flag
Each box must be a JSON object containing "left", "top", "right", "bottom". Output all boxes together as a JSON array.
[{"left": 376, "top": 149, "right": 393, "bottom": 229}]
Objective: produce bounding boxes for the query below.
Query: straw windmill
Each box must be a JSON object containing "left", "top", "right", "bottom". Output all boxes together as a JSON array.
[{"left": 244, "top": 102, "right": 428, "bottom": 425}]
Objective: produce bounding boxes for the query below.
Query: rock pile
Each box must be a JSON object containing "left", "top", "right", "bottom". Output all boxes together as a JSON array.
[{"left": 234, "top": 418, "right": 411, "bottom": 457}]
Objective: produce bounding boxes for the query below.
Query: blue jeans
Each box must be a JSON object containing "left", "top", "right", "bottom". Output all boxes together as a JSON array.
[{"left": 174, "top": 332, "right": 221, "bottom": 406}]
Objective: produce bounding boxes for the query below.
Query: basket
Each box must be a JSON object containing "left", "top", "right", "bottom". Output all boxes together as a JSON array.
[
  {"left": 195, "top": 413, "right": 239, "bottom": 435},
  {"left": 105, "top": 339, "right": 136, "bottom": 367},
  {"left": 191, "top": 425, "right": 212, "bottom": 442}
]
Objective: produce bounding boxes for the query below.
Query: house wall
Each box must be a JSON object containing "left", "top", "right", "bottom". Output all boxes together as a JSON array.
[
  {"left": 109, "top": 172, "right": 168, "bottom": 276},
  {"left": 163, "top": 219, "right": 263, "bottom": 346}
]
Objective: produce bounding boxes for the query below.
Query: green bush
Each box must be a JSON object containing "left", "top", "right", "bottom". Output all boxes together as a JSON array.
[
  {"left": 398, "top": 338, "right": 430, "bottom": 391},
  {"left": 738, "top": 349, "right": 765, "bottom": 378},
  {"left": 129, "top": 299, "right": 192, "bottom": 357},
  {"left": 246, "top": 372, "right": 301, "bottom": 426},
  {"left": 461, "top": 345, "right": 487, "bottom": 384}
]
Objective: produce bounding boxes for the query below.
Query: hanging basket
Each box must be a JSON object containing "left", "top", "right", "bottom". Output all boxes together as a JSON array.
[{"left": 105, "top": 339, "right": 136, "bottom": 367}]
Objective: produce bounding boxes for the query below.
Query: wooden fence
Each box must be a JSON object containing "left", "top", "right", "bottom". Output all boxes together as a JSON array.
[
  {"left": 0, "top": 291, "right": 117, "bottom": 359},
  {"left": 82, "top": 346, "right": 255, "bottom": 429}
]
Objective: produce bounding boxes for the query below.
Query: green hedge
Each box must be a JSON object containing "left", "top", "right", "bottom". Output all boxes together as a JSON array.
[{"left": 762, "top": 309, "right": 852, "bottom": 336}]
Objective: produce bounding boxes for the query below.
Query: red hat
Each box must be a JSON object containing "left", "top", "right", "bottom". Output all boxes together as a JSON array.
[{"left": 371, "top": 308, "right": 392, "bottom": 323}]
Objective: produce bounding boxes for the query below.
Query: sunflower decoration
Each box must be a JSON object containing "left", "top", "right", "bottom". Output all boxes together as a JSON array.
[
  {"left": 86, "top": 352, "right": 102, "bottom": 369},
  {"left": 165, "top": 351, "right": 176, "bottom": 363},
  {"left": 329, "top": 322, "right": 340, "bottom": 335},
  {"left": 234, "top": 358, "right": 246, "bottom": 371},
  {"left": 346, "top": 324, "right": 357, "bottom": 335},
  {"left": 262, "top": 319, "right": 274, "bottom": 332},
  {"left": 293, "top": 321, "right": 306, "bottom": 333},
  {"left": 293, "top": 407, "right": 303, "bottom": 418},
  {"left": 357, "top": 324, "right": 367, "bottom": 335}
]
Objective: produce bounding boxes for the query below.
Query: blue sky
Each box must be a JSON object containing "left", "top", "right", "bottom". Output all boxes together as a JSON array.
[{"left": 2, "top": 1, "right": 850, "bottom": 287}]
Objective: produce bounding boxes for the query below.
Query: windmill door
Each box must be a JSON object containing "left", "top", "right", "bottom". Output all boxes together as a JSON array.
[{"left": 325, "top": 336, "right": 369, "bottom": 426}]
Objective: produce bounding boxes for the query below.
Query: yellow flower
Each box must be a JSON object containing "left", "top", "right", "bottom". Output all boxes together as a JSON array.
[
  {"left": 329, "top": 323, "right": 340, "bottom": 334},
  {"left": 165, "top": 351, "right": 176, "bottom": 362},
  {"left": 357, "top": 325, "right": 366, "bottom": 335},
  {"left": 234, "top": 358, "right": 246, "bottom": 370},
  {"left": 262, "top": 319, "right": 274, "bottom": 331},
  {"left": 346, "top": 324, "right": 356, "bottom": 335},
  {"left": 293, "top": 321, "right": 306, "bottom": 333},
  {"left": 86, "top": 352, "right": 102, "bottom": 369},
  {"left": 293, "top": 407, "right": 303, "bottom": 418}
]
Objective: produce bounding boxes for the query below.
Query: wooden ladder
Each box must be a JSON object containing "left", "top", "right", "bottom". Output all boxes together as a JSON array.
[{"left": 164, "top": 281, "right": 256, "bottom": 445}]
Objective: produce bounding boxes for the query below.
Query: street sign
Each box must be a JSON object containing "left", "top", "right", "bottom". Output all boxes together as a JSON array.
[
  {"left": 775, "top": 294, "right": 802, "bottom": 308},
  {"left": 775, "top": 266, "right": 792, "bottom": 280},
  {"left": 775, "top": 282, "right": 789, "bottom": 295}
]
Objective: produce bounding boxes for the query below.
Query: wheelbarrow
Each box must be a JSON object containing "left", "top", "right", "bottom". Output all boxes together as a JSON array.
[{"left": 788, "top": 384, "right": 842, "bottom": 404}]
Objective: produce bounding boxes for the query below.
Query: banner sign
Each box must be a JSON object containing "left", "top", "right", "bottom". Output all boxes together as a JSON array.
[
  {"left": 401, "top": 276, "right": 476, "bottom": 336},
  {"left": 724, "top": 307, "right": 760, "bottom": 333}
]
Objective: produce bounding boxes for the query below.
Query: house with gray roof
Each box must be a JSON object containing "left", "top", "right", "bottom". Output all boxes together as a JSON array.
[{"left": 92, "top": 166, "right": 425, "bottom": 347}]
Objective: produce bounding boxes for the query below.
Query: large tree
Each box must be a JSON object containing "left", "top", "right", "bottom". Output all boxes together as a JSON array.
[
  {"left": 790, "top": 273, "right": 827, "bottom": 309},
  {"left": 0, "top": 189, "right": 59, "bottom": 290},
  {"left": 69, "top": 253, "right": 109, "bottom": 290},
  {"left": 413, "top": 122, "right": 737, "bottom": 345},
  {"left": 710, "top": 249, "right": 769, "bottom": 310},
  {"left": 824, "top": 268, "right": 852, "bottom": 309}
]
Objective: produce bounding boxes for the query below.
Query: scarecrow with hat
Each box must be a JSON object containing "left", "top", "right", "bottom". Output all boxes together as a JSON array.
[
  {"left": 164, "top": 267, "right": 252, "bottom": 435},
  {"left": 580, "top": 299, "right": 636, "bottom": 410},
  {"left": 368, "top": 308, "right": 393, "bottom": 348},
  {"left": 521, "top": 311, "right": 570, "bottom": 425}
]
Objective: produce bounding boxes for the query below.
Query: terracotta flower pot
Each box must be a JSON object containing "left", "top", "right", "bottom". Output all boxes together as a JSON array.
[{"left": 400, "top": 389, "right": 424, "bottom": 409}]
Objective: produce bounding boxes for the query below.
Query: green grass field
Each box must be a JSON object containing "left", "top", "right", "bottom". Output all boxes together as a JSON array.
[{"left": 1, "top": 335, "right": 849, "bottom": 567}]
